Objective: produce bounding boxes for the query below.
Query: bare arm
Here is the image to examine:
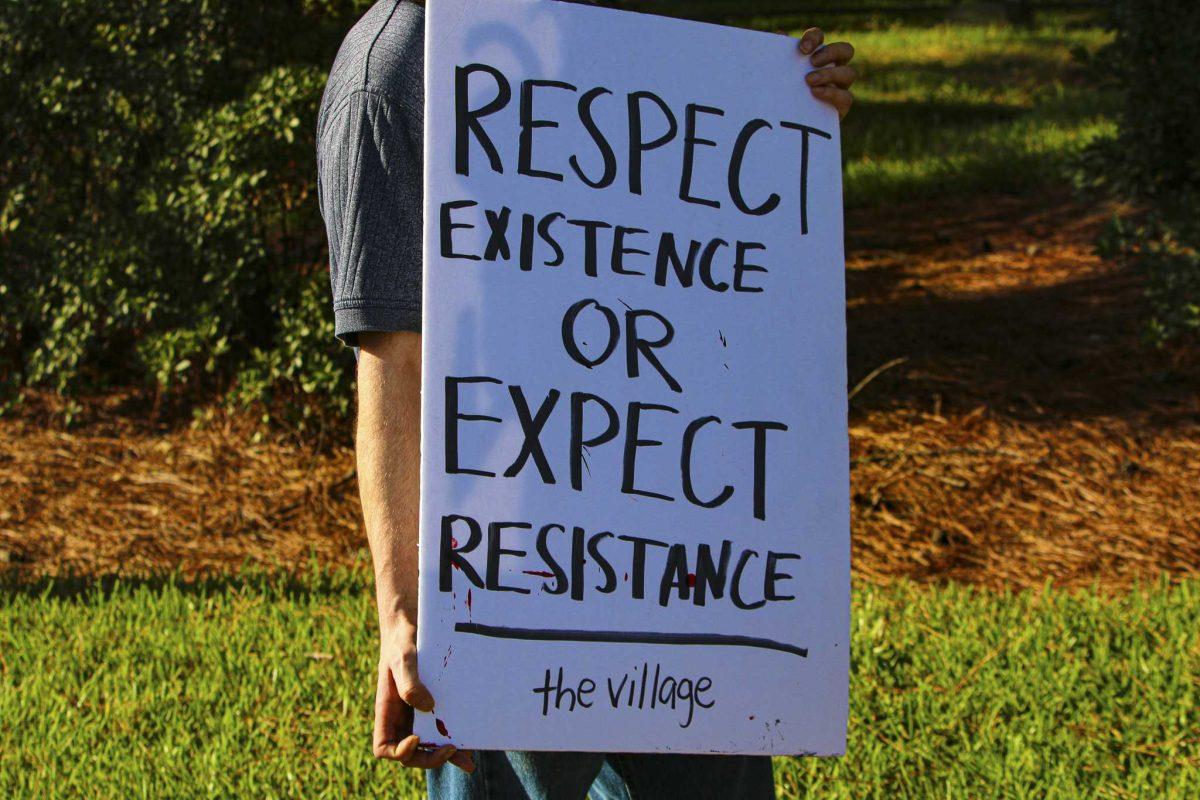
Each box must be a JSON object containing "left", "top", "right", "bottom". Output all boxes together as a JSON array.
[{"left": 357, "top": 330, "right": 473, "bottom": 773}]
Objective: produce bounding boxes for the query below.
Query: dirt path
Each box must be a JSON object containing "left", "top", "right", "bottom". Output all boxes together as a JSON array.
[{"left": 3, "top": 192, "right": 1198, "bottom": 587}]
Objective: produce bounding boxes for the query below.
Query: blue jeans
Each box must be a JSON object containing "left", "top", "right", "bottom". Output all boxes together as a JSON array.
[{"left": 427, "top": 751, "right": 774, "bottom": 799}]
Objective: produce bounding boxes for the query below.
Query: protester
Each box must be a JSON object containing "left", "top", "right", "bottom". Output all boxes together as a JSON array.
[{"left": 317, "top": 1, "right": 856, "bottom": 797}]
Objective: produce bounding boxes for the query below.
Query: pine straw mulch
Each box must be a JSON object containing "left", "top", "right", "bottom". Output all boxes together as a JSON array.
[{"left": 1, "top": 190, "right": 1198, "bottom": 590}]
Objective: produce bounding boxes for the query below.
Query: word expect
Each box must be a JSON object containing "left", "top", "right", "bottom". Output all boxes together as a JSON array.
[{"left": 445, "top": 375, "right": 788, "bottom": 520}]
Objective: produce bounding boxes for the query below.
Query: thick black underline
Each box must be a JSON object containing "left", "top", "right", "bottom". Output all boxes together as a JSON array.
[{"left": 453, "top": 622, "right": 808, "bottom": 658}]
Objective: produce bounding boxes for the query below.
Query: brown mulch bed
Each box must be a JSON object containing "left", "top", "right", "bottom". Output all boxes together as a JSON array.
[{"left": 2, "top": 191, "right": 1198, "bottom": 588}]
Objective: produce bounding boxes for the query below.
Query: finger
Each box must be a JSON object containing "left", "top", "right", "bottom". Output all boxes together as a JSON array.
[
  {"left": 393, "top": 734, "right": 421, "bottom": 761},
  {"left": 394, "top": 676, "right": 435, "bottom": 713},
  {"left": 812, "top": 86, "right": 854, "bottom": 119},
  {"left": 400, "top": 744, "right": 458, "bottom": 770},
  {"left": 374, "top": 733, "right": 421, "bottom": 762},
  {"left": 393, "top": 649, "right": 436, "bottom": 713},
  {"left": 430, "top": 745, "right": 459, "bottom": 769},
  {"left": 812, "top": 42, "right": 855, "bottom": 67},
  {"left": 397, "top": 750, "right": 439, "bottom": 768},
  {"left": 449, "top": 749, "right": 477, "bottom": 774},
  {"left": 797, "top": 27, "right": 824, "bottom": 55},
  {"left": 374, "top": 661, "right": 415, "bottom": 753},
  {"left": 806, "top": 65, "right": 857, "bottom": 90}
]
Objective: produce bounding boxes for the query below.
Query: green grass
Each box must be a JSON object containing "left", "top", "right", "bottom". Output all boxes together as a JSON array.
[
  {"left": 0, "top": 22, "right": 1166, "bottom": 800},
  {"left": 2, "top": 571, "right": 1197, "bottom": 799},
  {"left": 818, "top": 22, "right": 1117, "bottom": 206}
]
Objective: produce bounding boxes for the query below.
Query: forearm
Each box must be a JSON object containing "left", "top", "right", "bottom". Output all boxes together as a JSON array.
[{"left": 356, "top": 331, "right": 423, "bottom": 635}]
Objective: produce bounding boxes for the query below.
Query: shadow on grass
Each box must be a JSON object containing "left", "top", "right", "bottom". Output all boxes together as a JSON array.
[
  {"left": 840, "top": 90, "right": 1114, "bottom": 207},
  {"left": 0, "top": 563, "right": 371, "bottom": 603},
  {"left": 864, "top": 53, "right": 1102, "bottom": 91},
  {"left": 844, "top": 96, "right": 1026, "bottom": 136},
  {"left": 847, "top": 266, "right": 1198, "bottom": 423}
]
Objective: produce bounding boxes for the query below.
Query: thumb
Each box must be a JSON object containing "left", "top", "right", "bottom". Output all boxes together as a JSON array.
[{"left": 392, "top": 648, "right": 436, "bottom": 713}]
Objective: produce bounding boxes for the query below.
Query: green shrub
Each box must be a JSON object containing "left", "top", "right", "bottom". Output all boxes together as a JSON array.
[
  {"left": 0, "top": 1, "right": 370, "bottom": 425},
  {"left": 1086, "top": 0, "right": 1200, "bottom": 344}
]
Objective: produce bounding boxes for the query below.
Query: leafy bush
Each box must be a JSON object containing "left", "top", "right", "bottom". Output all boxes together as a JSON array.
[
  {"left": 1086, "top": 0, "right": 1200, "bottom": 344},
  {"left": 0, "top": 1, "right": 370, "bottom": 424}
]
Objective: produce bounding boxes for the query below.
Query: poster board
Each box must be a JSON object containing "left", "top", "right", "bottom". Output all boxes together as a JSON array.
[{"left": 418, "top": 0, "right": 849, "bottom": 755}]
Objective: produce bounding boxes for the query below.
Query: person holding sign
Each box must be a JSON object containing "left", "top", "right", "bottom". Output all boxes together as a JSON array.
[{"left": 317, "top": 1, "right": 856, "bottom": 797}]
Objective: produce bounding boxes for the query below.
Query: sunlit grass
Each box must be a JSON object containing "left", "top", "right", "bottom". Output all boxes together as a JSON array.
[
  {"left": 2, "top": 571, "right": 1196, "bottom": 798},
  {"left": 0, "top": 20, "right": 1159, "bottom": 800},
  {"left": 810, "top": 22, "right": 1117, "bottom": 205}
]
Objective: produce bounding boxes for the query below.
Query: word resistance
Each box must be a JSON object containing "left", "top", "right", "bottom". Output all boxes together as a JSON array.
[{"left": 440, "top": 512, "right": 802, "bottom": 610}]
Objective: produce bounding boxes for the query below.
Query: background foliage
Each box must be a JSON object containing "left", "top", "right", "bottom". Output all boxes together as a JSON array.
[
  {"left": 0, "top": 0, "right": 1140, "bottom": 429},
  {"left": 0, "top": 0, "right": 374, "bottom": 424},
  {"left": 1084, "top": 0, "right": 1200, "bottom": 344}
]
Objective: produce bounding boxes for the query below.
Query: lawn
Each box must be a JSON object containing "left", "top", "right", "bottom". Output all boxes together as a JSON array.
[
  {"left": 1, "top": 571, "right": 1196, "bottom": 799},
  {"left": 5, "top": 15, "right": 1175, "bottom": 800},
  {"left": 830, "top": 21, "right": 1116, "bottom": 206}
]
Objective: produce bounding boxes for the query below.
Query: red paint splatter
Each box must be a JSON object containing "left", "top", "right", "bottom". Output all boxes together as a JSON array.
[
  {"left": 450, "top": 537, "right": 458, "bottom": 548},
  {"left": 452, "top": 562, "right": 461, "bottom": 571},
  {"left": 523, "top": 569, "right": 554, "bottom": 578},
  {"left": 435, "top": 718, "right": 449, "bottom": 737},
  {"left": 466, "top": 589, "right": 473, "bottom": 612},
  {"left": 687, "top": 573, "right": 696, "bottom": 587}
]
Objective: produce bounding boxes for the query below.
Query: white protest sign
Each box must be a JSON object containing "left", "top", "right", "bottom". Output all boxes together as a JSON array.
[{"left": 417, "top": 0, "right": 849, "bottom": 755}]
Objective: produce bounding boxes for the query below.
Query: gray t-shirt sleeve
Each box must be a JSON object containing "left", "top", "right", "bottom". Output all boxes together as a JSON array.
[{"left": 317, "top": 87, "right": 423, "bottom": 345}]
